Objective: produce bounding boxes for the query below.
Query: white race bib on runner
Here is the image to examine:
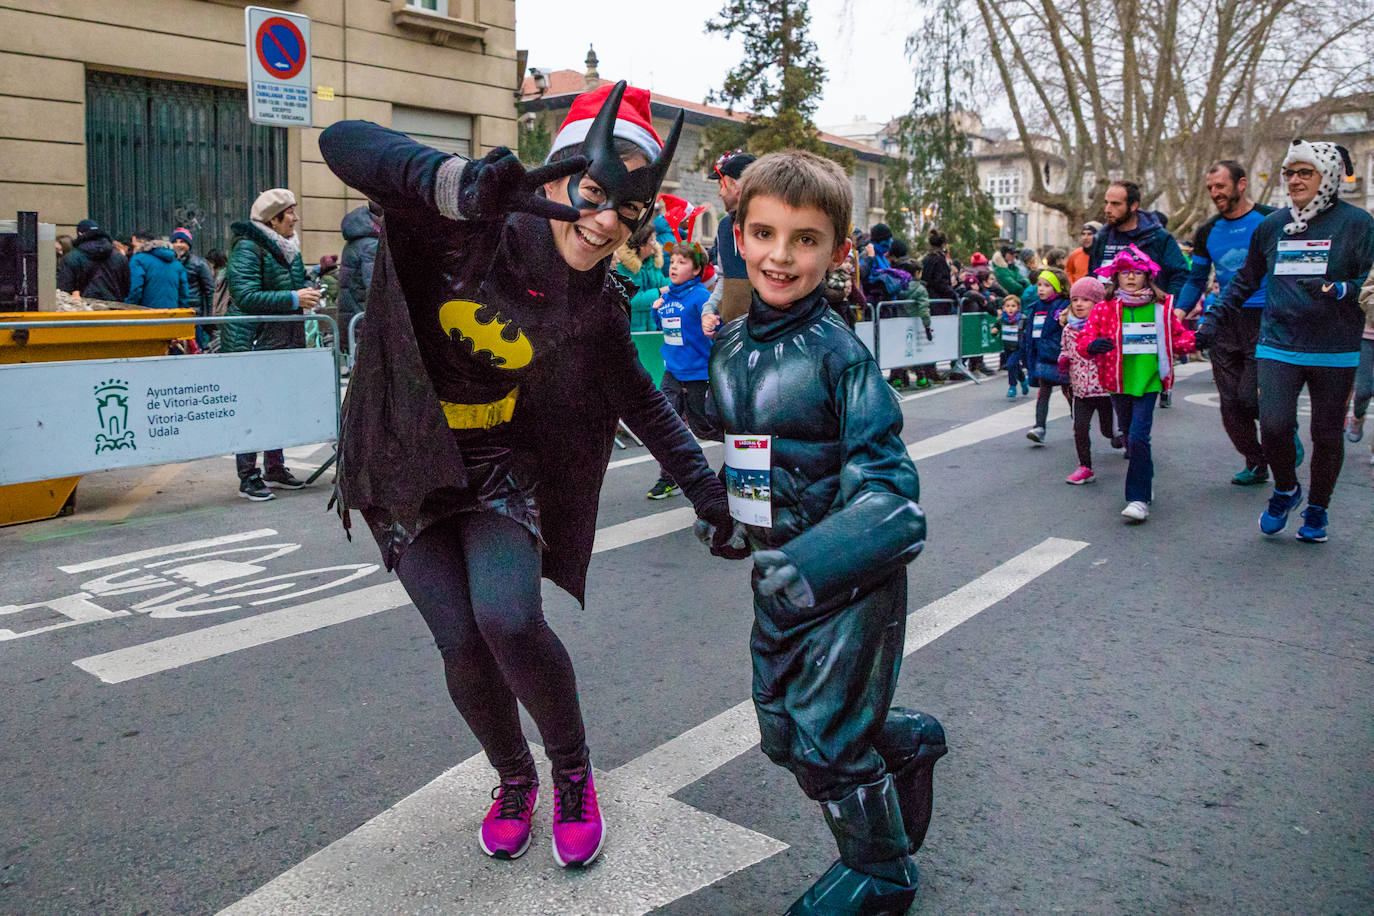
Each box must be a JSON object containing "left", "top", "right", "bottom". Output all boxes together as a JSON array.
[
  {"left": 1032, "top": 314, "right": 1046, "bottom": 339},
  {"left": 725, "top": 434, "right": 771, "bottom": 527},
  {"left": 1274, "top": 238, "right": 1332, "bottom": 276},
  {"left": 1121, "top": 321, "right": 1156, "bottom": 355},
  {"left": 662, "top": 315, "right": 683, "bottom": 345}
]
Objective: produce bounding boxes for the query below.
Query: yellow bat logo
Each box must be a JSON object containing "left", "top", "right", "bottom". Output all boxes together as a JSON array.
[{"left": 438, "top": 299, "right": 533, "bottom": 370}]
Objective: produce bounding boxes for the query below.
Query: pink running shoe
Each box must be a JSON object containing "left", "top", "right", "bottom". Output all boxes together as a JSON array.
[
  {"left": 1066, "top": 466, "right": 1096, "bottom": 485},
  {"left": 479, "top": 776, "right": 538, "bottom": 859},
  {"left": 551, "top": 763, "right": 604, "bottom": 867}
]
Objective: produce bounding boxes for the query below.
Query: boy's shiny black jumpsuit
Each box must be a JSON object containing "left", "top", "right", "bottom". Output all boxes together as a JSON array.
[{"left": 710, "top": 289, "right": 947, "bottom": 913}]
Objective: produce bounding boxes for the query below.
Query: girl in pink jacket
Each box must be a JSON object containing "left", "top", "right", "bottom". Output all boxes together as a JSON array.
[
  {"left": 1058, "top": 275, "right": 1120, "bottom": 485},
  {"left": 1077, "top": 245, "right": 1195, "bottom": 522}
]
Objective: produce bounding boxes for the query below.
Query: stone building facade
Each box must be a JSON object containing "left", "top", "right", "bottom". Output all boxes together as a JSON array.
[{"left": 0, "top": 0, "right": 523, "bottom": 260}]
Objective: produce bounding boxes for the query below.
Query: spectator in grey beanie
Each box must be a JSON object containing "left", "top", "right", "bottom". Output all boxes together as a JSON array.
[{"left": 171, "top": 227, "right": 215, "bottom": 346}]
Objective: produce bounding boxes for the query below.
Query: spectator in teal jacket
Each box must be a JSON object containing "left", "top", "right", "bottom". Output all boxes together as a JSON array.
[{"left": 613, "top": 224, "right": 669, "bottom": 331}]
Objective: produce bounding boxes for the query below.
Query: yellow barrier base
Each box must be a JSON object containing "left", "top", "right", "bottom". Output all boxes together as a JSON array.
[{"left": 0, "top": 476, "right": 80, "bottom": 526}]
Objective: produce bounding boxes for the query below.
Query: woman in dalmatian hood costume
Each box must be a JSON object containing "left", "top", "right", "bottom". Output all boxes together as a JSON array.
[
  {"left": 1198, "top": 138, "right": 1374, "bottom": 542},
  {"left": 319, "top": 82, "right": 745, "bottom": 871}
]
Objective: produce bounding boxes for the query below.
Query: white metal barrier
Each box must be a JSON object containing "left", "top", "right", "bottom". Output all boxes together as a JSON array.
[{"left": 0, "top": 314, "right": 341, "bottom": 487}]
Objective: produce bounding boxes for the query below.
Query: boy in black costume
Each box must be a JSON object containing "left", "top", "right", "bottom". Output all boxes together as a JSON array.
[{"left": 701, "top": 151, "right": 947, "bottom": 914}]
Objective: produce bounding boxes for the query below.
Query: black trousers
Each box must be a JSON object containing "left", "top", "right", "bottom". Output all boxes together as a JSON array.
[
  {"left": 1258, "top": 359, "right": 1357, "bottom": 508},
  {"left": 395, "top": 511, "right": 588, "bottom": 779},
  {"left": 752, "top": 571, "right": 907, "bottom": 802},
  {"left": 656, "top": 370, "right": 716, "bottom": 484},
  {"left": 1211, "top": 315, "right": 1265, "bottom": 470},
  {"left": 1072, "top": 395, "right": 1114, "bottom": 468},
  {"left": 236, "top": 450, "right": 284, "bottom": 481},
  {"left": 1035, "top": 382, "right": 1071, "bottom": 428}
]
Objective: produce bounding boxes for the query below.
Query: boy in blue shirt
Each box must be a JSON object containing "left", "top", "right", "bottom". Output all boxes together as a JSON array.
[
  {"left": 647, "top": 240, "right": 716, "bottom": 498},
  {"left": 702, "top": 150, "right": 945, "bottom": 914}
]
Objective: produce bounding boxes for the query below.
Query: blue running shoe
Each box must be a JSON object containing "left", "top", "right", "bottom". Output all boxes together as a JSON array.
[
  {"left": 1020, "top": 379, "right": 1030, "bottom": 395},
  {"left": 1296, "top": 505, "right": 1328, "bottom": 542},
  {"left": 1007, "top": 386, "right": 1017, "bottom": 399},
  {"left": 1294, "top": 431, "right": 1305, "bottom": 469},
  {"left": 1259, "top": 485, "right": 1302, "bottom": 536}
]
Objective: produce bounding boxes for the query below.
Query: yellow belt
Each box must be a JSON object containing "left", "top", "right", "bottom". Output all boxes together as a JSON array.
[{"left": 439, "top": 388, "right": 518, "bottom": 429}]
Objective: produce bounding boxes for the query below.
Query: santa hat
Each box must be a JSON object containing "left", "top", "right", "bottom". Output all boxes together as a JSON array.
[
  {"left": 550, "top": 83, "right": 662, "bottom": 160},
  {"left": 660, "top": 194, "right": 711, "bottom": 271}
]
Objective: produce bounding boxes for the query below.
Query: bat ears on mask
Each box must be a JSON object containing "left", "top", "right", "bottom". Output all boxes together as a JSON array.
[{"left": 582, "top": 80, "right": 685, "bottom": 231}]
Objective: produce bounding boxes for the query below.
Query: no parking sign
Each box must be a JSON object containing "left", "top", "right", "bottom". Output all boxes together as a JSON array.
[{"left": 245, "top": 6, "right": 312, "bottom": 126}]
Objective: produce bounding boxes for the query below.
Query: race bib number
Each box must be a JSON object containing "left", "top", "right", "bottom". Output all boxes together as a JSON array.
[
  {"left": 1032, "top": 314, "right": 1046, "bottom": 339},
  {"left": 662, "top": 315, "right": 683, "bottom": 345},
  {"left": 1274, "top": 239, "right": 1332, "bottom": 276},
  {"left": 1121, "top": 321, "right": 1157, "bottom": 355},
  {"left": 725, "top": 434, "right": 771, "bottom": 528}
]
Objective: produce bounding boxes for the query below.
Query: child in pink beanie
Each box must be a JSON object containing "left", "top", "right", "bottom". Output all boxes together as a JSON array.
[{"left": 1058, "top": 275, "right": 1118, "bottom": 484}]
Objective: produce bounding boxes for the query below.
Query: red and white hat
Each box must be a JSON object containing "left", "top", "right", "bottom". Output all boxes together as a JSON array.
[{"left": 549, "top": 83, "right": 663, "bottom": 160}]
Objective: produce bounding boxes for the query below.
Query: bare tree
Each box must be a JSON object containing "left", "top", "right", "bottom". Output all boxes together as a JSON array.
[{"left": 942, "top": 0, "right": 1374, "bottom": 234}]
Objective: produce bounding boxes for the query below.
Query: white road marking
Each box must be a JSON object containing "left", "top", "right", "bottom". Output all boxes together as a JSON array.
[
  {"left": 909, "top": 398, "right": 1070, "bottom": 461},
  {"left": 606, "top": 440, "right": 720, "bottom": 470},
  {"left": 58, "top": 529, "right": 279, "bottom": 574},
  {"left": 220, "top": 537, "right": 1085, "bottom": 916},
  {"left": 73, "top": 582, "right": 410, "bottom": 684}
]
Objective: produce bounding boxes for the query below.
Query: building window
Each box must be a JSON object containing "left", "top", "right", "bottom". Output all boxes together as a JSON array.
[
  {"left": 868, "top": 176, "right": 877, "bottom": 203},
  {"left": 407, "top": 0, "right": 448, "bottom": 13},
  {"left": 987, "top": 171, "right": 1021, "bottom": 210},
  {"left": 392, "top": 105, "right": 472, "bottom": 157}
]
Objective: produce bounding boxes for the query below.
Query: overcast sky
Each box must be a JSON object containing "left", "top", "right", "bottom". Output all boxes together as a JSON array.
[{"left": 514, "top": 0, "right": 922, "bottom": 131}]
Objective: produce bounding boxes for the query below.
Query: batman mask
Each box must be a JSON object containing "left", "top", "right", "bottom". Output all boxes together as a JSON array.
[{"left": 563, "top": 80, "right": 685, "bottom": 232}]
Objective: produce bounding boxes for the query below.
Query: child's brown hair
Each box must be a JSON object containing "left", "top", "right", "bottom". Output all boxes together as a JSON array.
[{"left": 735, "top": 150, "right": 852, "bottom": 252}]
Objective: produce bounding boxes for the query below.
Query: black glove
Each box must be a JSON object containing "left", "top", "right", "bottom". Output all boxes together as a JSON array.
[
  {"left": 1193, "top": 318, "right": 1217, "bottom": 351},
  {"left": 1086, "top": 337, "right": 1114, "bottom": 355},
  {"left": 924, "top": 326, "right": 934, "bottom": 341},
  {"left": 455, "top": 147, "right": 587, "bottom": 222},
  {"left": 753, "top": 550, "right": 815, "bottom": 607},
  {"left": 693, "top": 516, "right": 751, "bottom": 560},
  {"left": 1297, "top": 278, "right": 1351, "bottom": 301}
]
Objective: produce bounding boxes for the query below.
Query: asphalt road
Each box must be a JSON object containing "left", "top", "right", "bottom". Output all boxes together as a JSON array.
[{"left": 2, "top": 363, "right": 1370, "bottom": 915}]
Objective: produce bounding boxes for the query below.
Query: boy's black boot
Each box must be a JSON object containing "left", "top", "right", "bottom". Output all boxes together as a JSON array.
[
  {"left": 873, "top": 707, "right": 947, "bottom": 852},
  {"left": 784, "top": 776, "right": 919, "bottom": 916}
]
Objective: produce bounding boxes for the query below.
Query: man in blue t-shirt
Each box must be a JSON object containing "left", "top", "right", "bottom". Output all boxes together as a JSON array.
[
  {"left": 701, "top": 152, "right": 756, "bottom": 335},
  {"left": 1179, "top": 161, "right": 1275, "bottom": 485}
]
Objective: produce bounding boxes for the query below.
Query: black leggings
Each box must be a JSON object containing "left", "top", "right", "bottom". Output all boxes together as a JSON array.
[
  {"left": 1035, "top": 382, "right": 1071, "bottom": 428},
  {"left": 1072, "top": 395, "right": 1114, "bottom": 468},
  {"left": 395, "top": 511, "right": 588, "bottom": 779},
  {"left": 1257, "top": 359, "right": 1357, "bottom": 507}
]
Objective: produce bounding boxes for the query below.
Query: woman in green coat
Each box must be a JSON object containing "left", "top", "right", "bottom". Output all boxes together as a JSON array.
[
  {"left": 223, "top": 188, "right": 321, "bottom": 500},
  {"left": 613, "top": 224, "right": 669, "bottom": 330}
]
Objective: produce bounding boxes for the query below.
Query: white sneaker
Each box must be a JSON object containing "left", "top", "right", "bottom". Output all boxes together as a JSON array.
[
  {"left": 1026, "top": 426, "right": 1046, "bottom": 444},
  {"left": 1121, "top": 501, "right": 1149, "bottom": 522}
]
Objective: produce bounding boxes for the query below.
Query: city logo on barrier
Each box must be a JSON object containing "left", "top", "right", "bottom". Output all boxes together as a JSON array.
[{"left": 93, "top": 378, "right": 136, "bottom": 453}]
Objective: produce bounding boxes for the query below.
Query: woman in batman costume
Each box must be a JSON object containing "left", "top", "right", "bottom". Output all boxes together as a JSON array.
[{"left": 320, "top": 81, "right": 742, "bottom": 868}]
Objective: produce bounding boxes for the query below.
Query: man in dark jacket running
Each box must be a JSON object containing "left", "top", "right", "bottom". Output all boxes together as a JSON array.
[
  {"left": 336, "top": 205, "right": 379, "bottom": 354},
  {"left": 56, "top": 219, "right": 130, "bottom": 301},
  {"left": 1089, "top": 181, "right": 1190, "bottom": 296}
]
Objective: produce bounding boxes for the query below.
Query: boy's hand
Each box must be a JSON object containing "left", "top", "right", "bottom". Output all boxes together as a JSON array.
[
  {"left": 455, "top": 148, "right": 586, "bottom": 222},
  {"left": 702, "top": 312, "right": 722, "bottom": 337},
  {"left": 653, "top": 298, "right": 663, "bottom": 310},
  {"left": 693, "top": 517, "right": 750, "bottom": 560},
  {"left": 753, "top": 550, "right": 815, "bottom": 607}
]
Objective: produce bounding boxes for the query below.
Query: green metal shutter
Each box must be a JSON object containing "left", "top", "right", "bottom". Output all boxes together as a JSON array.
[{"left": 85, "top": 71, "right": 287, "bottom": 255}]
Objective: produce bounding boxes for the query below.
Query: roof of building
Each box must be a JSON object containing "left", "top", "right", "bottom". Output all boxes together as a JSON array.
[{"left": 520, "top": 69, "right": 887, "bottom": 161}]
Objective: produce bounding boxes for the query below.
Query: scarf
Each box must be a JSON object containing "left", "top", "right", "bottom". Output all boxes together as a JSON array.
[
  {"left": 871, "top": 238, "right": 892, "bottom": 271},
  {"left": 1282, "top": 139, "right": 1351, "bottom": 236},
  {"left": 253, "top": 219, "right": 300, "bottom": 262},
  {"left": 1066, "top": 315, "right": 1088, "bottom": 330},
  {"left": 1116, "top": 286, "right": 1153, "bottom": 305}
]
